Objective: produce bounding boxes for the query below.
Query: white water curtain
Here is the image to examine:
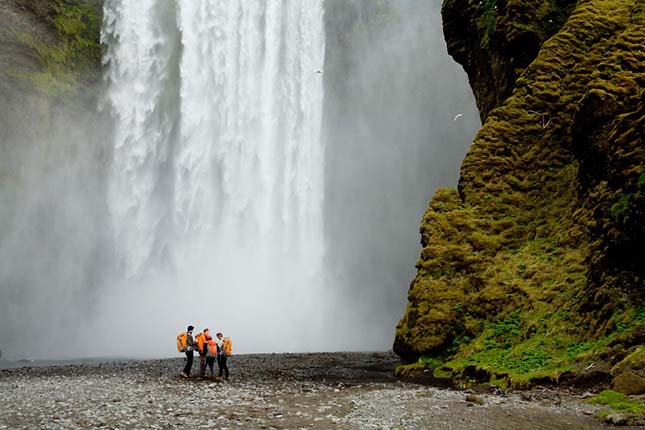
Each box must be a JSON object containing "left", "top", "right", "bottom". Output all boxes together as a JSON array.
[{"left": 102, "top": 0, "right": 326, "bottom": 352}]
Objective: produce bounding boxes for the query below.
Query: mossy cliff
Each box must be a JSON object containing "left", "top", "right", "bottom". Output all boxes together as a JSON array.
[
  {"left": 395, "top": 0, "right": 644, "bottom": 391},
  {"left": 0, "top": 0, "right": 101, "bottom": 98},
  {"left": 0, "top": 0, "right": 102, "bottom": 186}
]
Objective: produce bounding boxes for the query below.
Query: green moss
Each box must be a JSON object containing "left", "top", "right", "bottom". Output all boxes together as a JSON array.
[
  {"left": 395, "top": 0, "right": 643, "bottom": 387},
  {"left": 394, "top": 362, "right": 425, "bottom": 377},
  {"left": 26, "top": 71, "right": 76, "bottom": 98},
  {"left": 395, "top": 356, "right": 445, "bottom": 378},
  {"left": 612, "top": 346, "right": 644, "bottom": 378},
  {"left": 433, "top": 365, "right": 456, "bottom": 380},
  {"left": 16, "top": 32, "right": 65, "bottom": 68},
  {"left": 488, "top": 311, "right": 521, "bottom": 343},
  {"left": 419, "top": 356, "right": 443, "bottom": 369},
  {"left": 610, "top": 193, "right": 633, "bottom": 225},
  {"left": 14, "top": 0, "right": 101, "bottom": 98},
  {"left": 489, "top": 374, "right": 509, "bottom": 389},
  {"left": 637, "top": 173, "right": 645, "bottom": 189},
  {"left": 9, "top": 32, "right": 78, "bottom": 98},
  {"left": 588, "top": 390, "right": 645, "bottom": 417},
  {"left": 473, "top": 0, "right": 497, "bottom": 49},
  {"left": 51, "top": 0, "right": 101, "bottom": 70}
]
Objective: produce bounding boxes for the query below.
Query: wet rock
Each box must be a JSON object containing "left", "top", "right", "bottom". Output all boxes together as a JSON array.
[
  {"left": 465, "top": 395, "right": 484, "bottom": 405},
  {"left": 611, "top": 371, "right": 645, "bottom": 396},
  {"left": 611, "top": 348, "right": 645, "bottom": 396},
  {"left": 604, "top": 413, "right": 629, "bottom": 426}
]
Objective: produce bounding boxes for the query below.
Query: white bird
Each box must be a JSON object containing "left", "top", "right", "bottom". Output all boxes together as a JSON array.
[{"left": 453, "top": 113, "right": 463, "bottom": 121}]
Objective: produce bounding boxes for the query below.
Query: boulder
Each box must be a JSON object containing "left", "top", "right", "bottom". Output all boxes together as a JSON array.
[{"left": 611, "top": 348, "right": 645, "bottom": 395}]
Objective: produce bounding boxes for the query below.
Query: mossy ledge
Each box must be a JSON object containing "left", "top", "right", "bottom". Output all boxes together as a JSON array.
[
  {"left": 394, "top": 0, "right": 644, "bottom": 396},
  {"left": 3, "top": 0, "right": 102, "bottom": 100}
]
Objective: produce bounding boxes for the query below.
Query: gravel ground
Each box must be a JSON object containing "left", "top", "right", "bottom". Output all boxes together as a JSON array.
[{"left": 0, "top": 352, "right": 636, "bottom": 429}]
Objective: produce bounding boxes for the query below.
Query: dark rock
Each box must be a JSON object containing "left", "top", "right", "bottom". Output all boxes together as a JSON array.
[
  {"left": 465, "top": 394, "right": 484, "bottom": 405},
  {"left": 604, "top": 413, "right": 629, "bottom": 426},
  {"left": 441, "top": 0, "right": 576, "bottom": 121},
  {"left": 611, "top": 371, "right": 645, "bottom": 396},
  {"left": 611, "top": 348, "right": 645, "bottom": 395},
  {"left": 560, "top": 369, "right": 612, "bottom": 390}
]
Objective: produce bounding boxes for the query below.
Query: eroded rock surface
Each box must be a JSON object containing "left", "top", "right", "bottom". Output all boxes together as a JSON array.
[{"left": 395, "top": 0, "right": 644, "bottom": 385}]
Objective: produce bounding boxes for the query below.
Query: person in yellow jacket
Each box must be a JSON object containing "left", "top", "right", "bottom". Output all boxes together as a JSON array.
[{"left": 215, "top": 332, "right": 232, "bottom": 380}]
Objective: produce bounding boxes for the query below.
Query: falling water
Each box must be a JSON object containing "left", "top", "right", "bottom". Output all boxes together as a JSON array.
[
  {"left": 103, "top": 0, "right": 181, "bottom": 278},
  {"left": 103, "top": 0, "right": 326, "bottom": 353}
]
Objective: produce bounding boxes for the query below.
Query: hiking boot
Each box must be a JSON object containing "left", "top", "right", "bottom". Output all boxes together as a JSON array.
[{"left": 180, "top": 372, "right": 189, "bottom": 378}]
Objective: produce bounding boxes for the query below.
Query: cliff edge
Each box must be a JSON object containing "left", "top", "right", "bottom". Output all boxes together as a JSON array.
[{"left": 395, "top": 0, "right": 644, "bottom": 393}]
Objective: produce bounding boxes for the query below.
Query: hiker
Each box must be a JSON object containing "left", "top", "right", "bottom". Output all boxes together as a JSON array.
[
  {"left": 204, "top": 335, "right": 217, "bottom": 378},
  {"left": 215, "top": 332, "right": 232, "bottom": 380},
  {"left": 178, "top": 325, "right": 197, "bottom": 378},
  {"left": 196, "top": 328, "right": 210, "bottom": 378}
]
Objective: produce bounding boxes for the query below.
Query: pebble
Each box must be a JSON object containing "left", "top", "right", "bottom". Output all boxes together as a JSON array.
[{"left": 0, "top": 353, "right": 631, "bottom": 430}]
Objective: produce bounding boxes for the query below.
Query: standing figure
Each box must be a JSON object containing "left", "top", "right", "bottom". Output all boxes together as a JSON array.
[
  {"left": 215, "top": 332, "right": 232, "bottom": 380},
  {"left": 204, "top": 335, "right": 217, "bottom": 378},
  {"left": 196, "top": 328, "right": 209, "bottom": 378},
  {"left": 179, "top": 325, "right": 197, "bottom": 378}
]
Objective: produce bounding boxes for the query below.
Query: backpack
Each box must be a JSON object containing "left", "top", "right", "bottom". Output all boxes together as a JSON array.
[
  {"left": 206, "top": 340, "right": 217, "bottom": 358},
  {"left": 196, "top": 332, "right": 207, "bottom": 353},
  {"left": 177, "top": 332, "right": 188, "bottom": 352},
  {"left": 222, "top": 337, "right": 233, "bottom": 356}
]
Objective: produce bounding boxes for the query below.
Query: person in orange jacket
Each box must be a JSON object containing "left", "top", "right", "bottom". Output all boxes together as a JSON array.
[
  {"left": 204, "top": 335, "right": 217, "bottom": 378},
  {"left": 215, "top": 332, "right": 232, "bottom": 380},
  {"left": 196, "top": 328, "right": 209, "bottom": 378}
]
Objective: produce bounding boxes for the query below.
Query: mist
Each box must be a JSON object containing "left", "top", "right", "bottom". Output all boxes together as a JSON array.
[
  {"left": 0, "top": 79, "right": 112, "bottom": 359},
  {"left": 322, "top": 0, "right": 479, "bottom": 349},
  {"left": 0, "top": 0, "right": 478, "bottom": 360}
]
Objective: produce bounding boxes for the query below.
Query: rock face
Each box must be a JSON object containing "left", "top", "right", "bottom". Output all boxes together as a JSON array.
[
  {"left": 395, "top": 0, "right": 644, "bottom": 384},
  {"left": 442, "top": 0, "right": 577, "bottom": 122}
]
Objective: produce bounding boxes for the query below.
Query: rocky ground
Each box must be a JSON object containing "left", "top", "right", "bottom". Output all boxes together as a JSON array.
[{"left": 0, "top": 352, "right": 640, "bottom": 429}]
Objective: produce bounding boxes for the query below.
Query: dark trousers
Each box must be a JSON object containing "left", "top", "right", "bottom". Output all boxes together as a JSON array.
[
  {"left": 183, "top": 350, "right": 194, "bottom": 375},
  {"left": 199, "top": 354, "right": 207, "bottom": 377},
  {"left": 217, "top": 353, "right": 229, "bottom": 379},
  {"left": 204, "top": 357, "right": 215, "bottom": 377}
]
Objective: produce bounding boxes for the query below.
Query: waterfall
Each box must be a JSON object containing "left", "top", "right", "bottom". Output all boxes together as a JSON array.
[
  {"left": 103, "top": 0, "right": 326, "bottom": 351},
  {"left": 174, "top": 1, "right": 325, "bottom": 265},
  {"left": 102, "top": 0, "right": 181, "bottom": 277}
]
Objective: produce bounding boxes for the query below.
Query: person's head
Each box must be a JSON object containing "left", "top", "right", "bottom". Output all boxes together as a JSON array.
[
  {"left": 216, "top": 332, "right": 223, "bottom": 339},
  {"left": 206, "top": 335, "right": 212, "bottom": 341},
  {"left": 203, "top": 328, "right": 209, "bottom": 334},
  {"left": 187, "top": 325, "right": 194, "bottom": 333}
]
